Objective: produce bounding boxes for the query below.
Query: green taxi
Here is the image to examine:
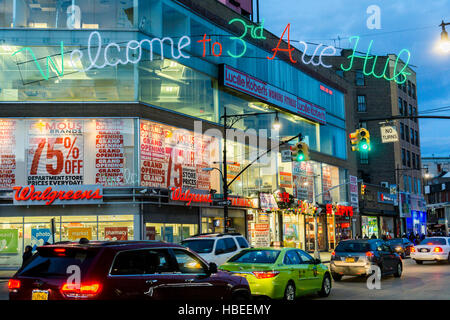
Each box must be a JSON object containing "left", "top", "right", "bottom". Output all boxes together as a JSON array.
[{"left": 219, "top": 247, "right": 331, "bottom": 300}]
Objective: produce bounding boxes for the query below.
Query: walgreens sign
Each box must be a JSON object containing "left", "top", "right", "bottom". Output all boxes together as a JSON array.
[
  {"left": 221, "top": 65, "right": 326, "bottom": 124},
  {"left": 12, "top": 185, "right": 103, "bottom": 206}
]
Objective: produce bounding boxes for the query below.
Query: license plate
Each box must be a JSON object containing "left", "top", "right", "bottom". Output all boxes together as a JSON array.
[
  {"left": 32, "top": 290, "right": 49, "bottom": 300},
  {"left": 421, "top": 249, "right": 428, "bottom": 253},
  {"left": 345, "top": 257, "right": 355, "bottom": 263}
]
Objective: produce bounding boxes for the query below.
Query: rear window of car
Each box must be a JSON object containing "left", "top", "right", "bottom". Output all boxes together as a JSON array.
[
  {"left": 420, "top": 238, "right": 447, "bottom": 245},
  {"left": 223, "top": 238, "right": 237, "bottom": 253},
  {"left": 335, "top": 241, "right": 372, "bottom": 252},
  {"left": 181, "top": 240, "right": 215, "bottom": 254},
  {"left": 236, "top": 237, "right": 249, "bottom": 248},
  {"left": 228, "top": 250, "right": 280, "bottom": 264},
  {"left": 387, "top": 239, "right": 402, "bottom": 245},
  {"left": 18, "top": 248, "right": 97, "bottom": 278}
]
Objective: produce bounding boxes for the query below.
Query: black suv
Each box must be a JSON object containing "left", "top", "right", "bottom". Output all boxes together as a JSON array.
[{"left": 330, "top": 239, "right": 403, "bottom": 281}]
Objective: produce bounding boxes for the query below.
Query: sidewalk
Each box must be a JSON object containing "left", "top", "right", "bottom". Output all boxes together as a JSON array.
[{"left": 0, "top": 270, "right": 17, "bottom": 280}]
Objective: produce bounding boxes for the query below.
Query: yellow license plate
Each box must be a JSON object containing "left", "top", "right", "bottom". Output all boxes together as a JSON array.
[
  {"left": 345, "top": 257, "right": 355, "bottom": 263},
  {"left": 32, "top": 290, "right": 49, "bottom": 300}
]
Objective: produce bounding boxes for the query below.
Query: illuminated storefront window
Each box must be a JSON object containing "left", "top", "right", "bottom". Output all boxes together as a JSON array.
[{"left": 362, "top": 216, "right": 379, "bottom": 238}]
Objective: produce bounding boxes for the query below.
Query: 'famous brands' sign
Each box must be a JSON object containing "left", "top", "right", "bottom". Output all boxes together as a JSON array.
[
  {"left": 221, "top": 65, "right": 326, "bottom": 124},
  {"left": 12, "top": 185, "right": 103, "bottom": 206}
]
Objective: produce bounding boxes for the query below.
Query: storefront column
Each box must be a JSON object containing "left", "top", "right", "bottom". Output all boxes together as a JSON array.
[{"left": 134, "top": 210, "right": 143, "bottom": 240}]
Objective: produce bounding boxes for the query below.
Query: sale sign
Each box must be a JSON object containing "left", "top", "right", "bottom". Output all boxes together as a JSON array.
[
  {"left": 0, "top": 120, "right": 16, "bottom": 187},
  {"left": 95, "top": 119, "right": 125, "bottom": 186},
  {"left": 104, "top": 227, "right": 128, "bottom": 240},
  {"left": 27, "top": 120, "right": 84, "bottom": 185},
  {"left": 140, "top": 120, "right": 213, "bottom": 190}
]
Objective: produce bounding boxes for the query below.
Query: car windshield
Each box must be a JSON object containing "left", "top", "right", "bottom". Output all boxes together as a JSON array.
[
  {"left": 18, "top": 249, "right": 97, "bottom": 278},
  {"left": 181, "top": 240, "right": 215, "bottom": 254},
  {"left": 335, "top": 241, "right": 371, "bottom": 252},
  {"left": 419, "top": 238, "right": 446, "bottom": 245},
  {"left": 228, "top": 250, "right": 280, "bottom": 264}
]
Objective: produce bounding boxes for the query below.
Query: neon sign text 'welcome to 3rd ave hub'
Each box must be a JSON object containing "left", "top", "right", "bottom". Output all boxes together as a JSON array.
[{"left": 11, "top": 20, "right": 411, "bottom": 84}]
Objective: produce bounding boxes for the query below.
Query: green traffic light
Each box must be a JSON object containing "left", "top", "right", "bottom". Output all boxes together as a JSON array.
[
  {"left": 359, "top": 138, "right": 369, "bottom": 151},
  {"left": 297, "top": 153, "right": 305, "bottom": 161}
]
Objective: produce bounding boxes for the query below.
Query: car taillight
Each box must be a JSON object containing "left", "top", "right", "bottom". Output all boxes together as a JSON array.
[
  {"left": 8, "top": 279, "right": 20, "bottom": 290},
  {"left": 433, "top": 247, "right": 443, "bottom": 253},
  {"left": 61, "top": 282, "right": 102, "bottom": 298},
  {"left": 411, "top": 247, "right": 416, "bottom": 253},
  {"left": 366, "top": 251, "right": 374, "bottom": 258},
  {"left": 54, "top": 248, "right": 66, "bottom": 256},
  {"left": 252, "top": 271, "right": 280, "bottom": 279}
]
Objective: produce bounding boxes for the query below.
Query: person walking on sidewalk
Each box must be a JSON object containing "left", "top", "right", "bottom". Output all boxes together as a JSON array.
[{"left": 21, "top": 245, "right": 33, "bottom": 267}]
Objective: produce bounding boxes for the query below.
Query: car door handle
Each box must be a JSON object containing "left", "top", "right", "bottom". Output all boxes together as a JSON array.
[
  {"left": 184, "top": 279, "right": 195, "bottom": 283},
  {"left": 146, "top": 280, "right": 158, "bottom": 284}
]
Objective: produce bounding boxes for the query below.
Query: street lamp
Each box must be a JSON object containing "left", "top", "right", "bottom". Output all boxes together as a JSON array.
[
  {"left": 439, "top": 20, "right": 450, "bottom": 53},
  {"left": 220, "top": 107, "right": 282, "bottom": 233}
]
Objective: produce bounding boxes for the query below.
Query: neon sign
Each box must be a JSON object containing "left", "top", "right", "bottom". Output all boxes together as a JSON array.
[
  {"left": 170, "top": 187, "right": 212, "bottom": 206},
  {"left": 340, "top": 36, "right": 411, "bottom": 84},
  {"left": 12, "top": 185, "right": 103, "bottom": 206},
  {"left": 10, "top": 20, "right": 411, "bottom": 85}
]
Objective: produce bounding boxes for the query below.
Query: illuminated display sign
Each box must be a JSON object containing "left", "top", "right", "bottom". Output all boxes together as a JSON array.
[
  {"left": 12, "top": 185, "right": 103, "bottom": 206},
  {"left": 10, "top": 19, "right": 411, "bottom": 85},
  {"left": 170, "top": 187, "right": 212, "bottom": 206},
  {"left": 320, "top": 84, "right": 333, "bottom": 95},
  {"left": 221, "top": 64, "right": 327, "bottom": 124},
  {"left": 326, "top": 204, "right": 354, "bottom": 217},
  {"left": 377, "top": 192, "right": 396, "bottom": 204}
]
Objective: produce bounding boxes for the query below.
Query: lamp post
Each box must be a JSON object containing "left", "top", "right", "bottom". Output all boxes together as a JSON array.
[
  {"left": 439, "top": 20, "right": 450, "bottom": 53},
  {"left": 220, "top": 107, "right": 281, "bottom": 233}
]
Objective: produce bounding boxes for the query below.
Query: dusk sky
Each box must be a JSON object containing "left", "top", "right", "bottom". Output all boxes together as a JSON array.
[{"left": 258, "top": 0, "right": 450, "bottom": 157}]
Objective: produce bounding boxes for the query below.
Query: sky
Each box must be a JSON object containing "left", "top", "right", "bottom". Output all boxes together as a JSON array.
[{"left": 257, "top": 0, "right": 450, "bottom": 157}]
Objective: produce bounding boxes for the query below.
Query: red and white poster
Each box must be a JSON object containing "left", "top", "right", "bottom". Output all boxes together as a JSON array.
[
  {"left": 95, "top": 119, "right": 125, "bottom": 186},
  {"left": 0, "top": 120, "right": 16, "bottom": 187},
  {"left": 145, "top": 226, "right": 156, "bottom": 240},
  {"left": 279, "top": 172, "right": 292, "bottom": 188},
  {"left": 27, "top": 120, "right": 84, "bottom": 185},
  {"left": 104, "top": 227, "right": 128, "bottom": 240},
  {"left": 140, "top": 120, "right": 213, "bottom": 190}
]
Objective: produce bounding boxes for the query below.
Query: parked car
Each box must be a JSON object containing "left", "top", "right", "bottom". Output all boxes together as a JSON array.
[
  {"left": 219, "top": 248, "right": 331, "bottom": 300},
  {"left": 387, "top": 238, "right": 414, "bottom": 258},
  {"left": 411, "top": 237, "right": 450, "bottom": 264},
  {"left": 8, "top": 240, "right": 251, "bottom": 300},
  {"left": 330, "top": 239, "right": 403, "bottom": 281},
  {"left": 181, "top": 233, "right": 250, "bottom": 266}
]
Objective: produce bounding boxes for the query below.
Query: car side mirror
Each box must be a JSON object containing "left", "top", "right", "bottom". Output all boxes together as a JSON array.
[
  {"left": 314, "top": 258, "right": 321, "bottom": 265},
  {"left": 215, "top": 248, "right": 225, "bottom": 255},
  {"left": 208, "top": 262, "right": 218, "bottom": 274}
]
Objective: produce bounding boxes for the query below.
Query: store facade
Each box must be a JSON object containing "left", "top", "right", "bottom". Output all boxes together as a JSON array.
[{"left": 0, "top": 0, "right": 355, "bottom": 268}]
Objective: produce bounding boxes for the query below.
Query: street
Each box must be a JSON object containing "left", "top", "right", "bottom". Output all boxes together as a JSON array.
[{"left": 1, "top": 258, "right": 448, "bottom": 300}]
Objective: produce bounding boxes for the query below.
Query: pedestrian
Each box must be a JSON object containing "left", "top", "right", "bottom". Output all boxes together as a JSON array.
[
  {"left": 381, "top": 234, "right": 387, "bottom": 241},
  {"left": 22, "top": 245, "right": 33, "bottom": 267},
  {"left": 371, "top": 233, "right": 377, "bottom": 239},
  {"left": 420, "top": 233, "right": 426, "bottom": 241},
  {"left": 363, "top": 234, "right": 369, "bottom": 239}
]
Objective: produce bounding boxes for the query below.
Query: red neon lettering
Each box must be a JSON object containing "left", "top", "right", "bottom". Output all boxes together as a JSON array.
[
  {"left": 197, "top": 34, "right": 211, "bottom": 57},
  {"left": 170, "top": 187, "right": 212, "bottom": 206},
  {"left": 267, "top": 24, "right": 297, "bottom": 64},
  {"left": 212, "top": 42, "right": 222, "bottom": 57},
  {"left": 12, "top": 186, "right": 102, "bottom": 205}
]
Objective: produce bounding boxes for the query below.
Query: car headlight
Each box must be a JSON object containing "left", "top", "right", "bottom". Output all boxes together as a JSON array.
[{"left": 395, "top": 246, "right": 402, "bottom": 251}]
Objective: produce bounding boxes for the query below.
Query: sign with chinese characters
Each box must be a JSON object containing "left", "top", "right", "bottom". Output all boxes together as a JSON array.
[
  {"left": 12, "top": 185, "right": 103, "bottom": 206},
  {"left": 221, "top": 65, "right": 326, "bottom": 124}
]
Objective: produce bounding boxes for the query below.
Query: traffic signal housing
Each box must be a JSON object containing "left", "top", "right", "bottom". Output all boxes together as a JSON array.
[
  {"left": 361, "top": 184, "right": 366, "bottom": 195},
  {"left": 349, "top": 128, "right": 371, "bottom": 152},
  {"left": 358, "top": 128, "right": 371, "bottom": 151},
  {"left": 290, "top": 141, "right": 310, "bottom": 162}
]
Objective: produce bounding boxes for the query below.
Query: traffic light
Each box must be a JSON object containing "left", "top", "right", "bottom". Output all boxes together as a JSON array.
[
  {"left": 349, "top": 129, "right": 360, "bottom": 152},
  {"left": 361, "top": 184, "right": 366, "bottom": 195},
  {"left": 349, "top": 128, "right": 371, "bottom": 152},
  {"left": 290, "top": 141, "right": 309, "bottom": 162},
  {"left": 358, "top": 128, "right": 371, "bottom": 151}
]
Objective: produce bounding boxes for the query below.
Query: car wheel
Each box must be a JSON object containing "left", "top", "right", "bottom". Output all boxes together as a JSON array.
[
  {"left": 415, "top": 260, "right": 423, "bottom": 265},
  {"left": 394, "top": 263, "right": 402, "bottom": 278},
  {"left": 318, "top": 273, "right": 332, "bottom": 297},
  {"left": 331, "top": 273, "right": 342, "bottom": 281},
  {"left": 232, "top": 290, "right": 251, "bottom": 301},
  {"left": 283, "top": 282, "right": 296, "bottom": 301}
]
